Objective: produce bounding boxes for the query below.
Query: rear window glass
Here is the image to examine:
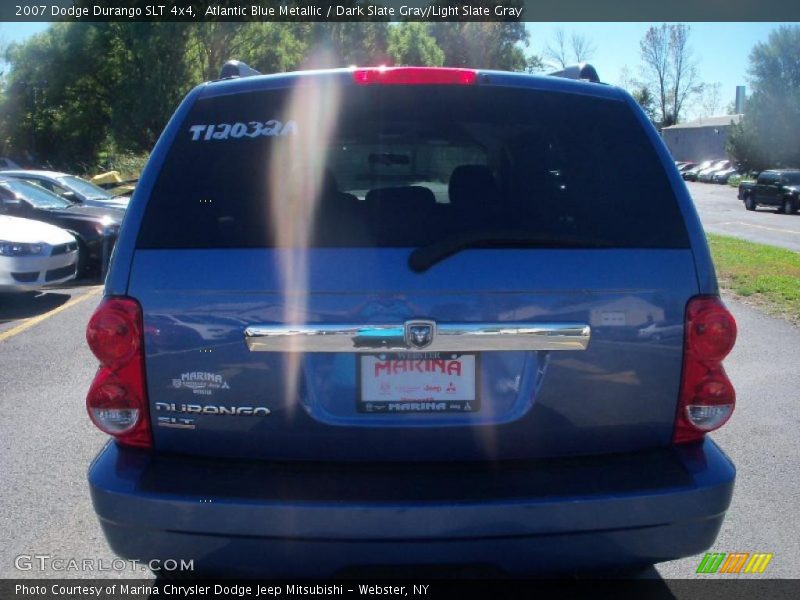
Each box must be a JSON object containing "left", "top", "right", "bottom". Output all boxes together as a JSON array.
[
  {"left": 137, "top": 84, "right": 689, "bottom": 249},
  {"left": 781, "top": 172, "right": 800, "bottom": 185}
]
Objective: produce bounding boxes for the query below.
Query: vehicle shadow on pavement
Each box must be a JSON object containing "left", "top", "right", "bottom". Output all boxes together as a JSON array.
[
  {"left": 0, "top": 290, "right": 72, "bottom": 322},
  {"left": 49, "top": 276, "right": 105, "bottom": 291},
  {"left": 0, "top": 275, "right": 102, "bottom": 322}
]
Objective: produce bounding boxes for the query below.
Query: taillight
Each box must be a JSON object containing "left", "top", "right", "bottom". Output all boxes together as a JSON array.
[
  {"left": 353, "top": 67, "right": 478, "bottom": 86},
  {"left": 86, "top": 297, "right": 151, "bottom": 448},
  {"left": 86, "top": 299, "right": 140, "bottom": 367},
  {"left": 673, "top": 296, "right": 737, "bottom": 444}
]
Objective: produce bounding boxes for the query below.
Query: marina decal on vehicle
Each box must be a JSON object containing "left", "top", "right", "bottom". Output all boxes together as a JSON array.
[{"left": 171, "top": 371, "right": 231, "bottom": 395}]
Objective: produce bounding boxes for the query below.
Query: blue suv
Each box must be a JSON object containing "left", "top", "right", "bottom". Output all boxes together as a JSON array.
[{"left": 86, "top": 65, "right": 737, "bottom": 577}]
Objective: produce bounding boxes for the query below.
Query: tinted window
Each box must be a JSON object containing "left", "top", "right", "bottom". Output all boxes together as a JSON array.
[
  {"left": 780, "top": 172, "right": 800, "bottom": 185},
  {"left": 758, "top": 172, "right": 778, "bottom": 185},
  {"left": 137, "top": 85, "right": 689, "bottom": 249},
  {"left": 58, "top": 175, "right": 112, "bottom": 199},
  {"left": 1, "top": 179, "right": 72, "bottom": 209}
]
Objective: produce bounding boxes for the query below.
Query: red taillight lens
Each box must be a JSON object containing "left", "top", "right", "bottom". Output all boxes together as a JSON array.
[
  {"left": 353, "top": 67, "right": 478, "bottom": 86},
  {"left": 87, "top": 298, "right": 141, "bottom": 367},
  {"left": 673, "top": 296, "right": 737, "bottom": 444},
  {"left": 686, "top": 297, "right": 737, "bottom": 361},
  {"left": 86, "top": 297, "right": 151, "bottom": 448}
]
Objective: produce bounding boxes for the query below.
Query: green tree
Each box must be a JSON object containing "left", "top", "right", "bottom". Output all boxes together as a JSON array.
[
  {"left": 0, "top": 22, "right": 196, "bottom": 168},
  {"left": 617, "top": 65, "right": 658, "bottom": 125},
  {"left": 632, "top": 86, "right": 658, "bottom": 124},
  {"left": 190, "top": 23, "right": 250, "bottom": 81},
  {"left": 237, "top": 24, "right": 308, "bottom": 74},
  {"left": 0, "top": 17, "right": 544, "bottom": 171},
  {"left": 105, "top": 23, "right": 195, "bottom": 153},
  {"left": 187, "top": 22, "right": 308, "bottom": 79},
  {"left": 431, "top": 21, "right": 529, "bottom": 70},
  {"left": 0, "top": 25, "right": 7, "bottom": 79},
  {"left": 728, "top": 26, "right": 800, "bottom": 171},
  {"left": 524, "top": 54, "right": 545, "bottom": 73},
  {"left": 306, "top": 22, "right": 390, "bottom": 67},
  {"left": 0, "top": 24, "right": 114, "bottom": 167},
  {"left": 429, "top": 1, "right": 529, "bottom": 71},
  {"left": 387, "top": 23, "right": 444, "bottom": 66}
]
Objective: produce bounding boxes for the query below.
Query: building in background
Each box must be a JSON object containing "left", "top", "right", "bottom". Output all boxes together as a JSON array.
[{"left": 661, "top": 114, "right": 743, "bottom": 162}]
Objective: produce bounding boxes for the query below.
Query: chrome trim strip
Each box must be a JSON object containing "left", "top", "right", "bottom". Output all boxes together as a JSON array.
[{"left": 244, "top": 322, "right": 590, "bottom": 352}]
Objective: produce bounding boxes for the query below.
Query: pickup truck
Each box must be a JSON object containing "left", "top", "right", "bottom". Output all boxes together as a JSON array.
[{"left": 738, "top": 169, "right": 800, "bottom": 213}]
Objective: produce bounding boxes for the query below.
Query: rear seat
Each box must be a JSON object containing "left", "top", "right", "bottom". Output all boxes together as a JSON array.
[
  {"left": 447, "top": 164, "right": 501, "bottom": 230},
  {"left": 365, "top": 186, "right": 436, "bottom": 245},
  {"left": 313, "top": 171, "right": 367, "bottom": 245}
]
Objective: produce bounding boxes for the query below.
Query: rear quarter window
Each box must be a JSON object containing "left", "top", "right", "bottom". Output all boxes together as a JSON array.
[{"left": 136, "top": 84, "right": 689, "bottom": 250}]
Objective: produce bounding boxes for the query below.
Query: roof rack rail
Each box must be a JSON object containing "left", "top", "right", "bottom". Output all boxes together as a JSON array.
[
  {"left": 218, "top": 60, "right": 261, "bottom": 80},
  {"left": 549, "top": 63, "right": 600, "bottom": 84}
]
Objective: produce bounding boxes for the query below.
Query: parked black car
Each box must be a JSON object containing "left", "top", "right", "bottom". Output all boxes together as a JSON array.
[
  {"left": 0, "top": 178, "right": 124, "bottom": 273},
  {"left": 738, "top": 169, "right": 800, "bottom": 214}
]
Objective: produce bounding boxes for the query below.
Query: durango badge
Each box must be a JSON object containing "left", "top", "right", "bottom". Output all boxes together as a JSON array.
[{"left": 405, "top": 320, "right": 435, "bottom": 350}]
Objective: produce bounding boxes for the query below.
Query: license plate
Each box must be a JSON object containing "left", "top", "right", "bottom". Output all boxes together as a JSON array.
[{"left": 358, "top": 352, "right": 479, "bottom": 414}]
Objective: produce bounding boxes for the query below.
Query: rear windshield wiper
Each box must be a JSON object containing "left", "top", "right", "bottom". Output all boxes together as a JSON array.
[{"left": 408, "top": 229, "right": 616, "bottom": 272}]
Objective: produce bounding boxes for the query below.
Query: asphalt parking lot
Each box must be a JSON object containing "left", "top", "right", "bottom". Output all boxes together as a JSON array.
[
  {"left": 687, "top": 180, "right": 800, "bottom": 252},
  {"left": 0, "top": 184, "right": 798, "bottom": 580}
]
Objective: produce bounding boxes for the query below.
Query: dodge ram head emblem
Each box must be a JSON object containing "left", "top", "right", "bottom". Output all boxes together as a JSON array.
[{"left": 405, "top": 320, "right": 435, "bottom": 349}]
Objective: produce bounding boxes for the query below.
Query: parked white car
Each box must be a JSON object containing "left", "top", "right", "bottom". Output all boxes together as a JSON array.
[
  {"left": 0, "top": 216, "right": 78, "bottom": 292},
  {"left": 697, "top": 160, "right": 731, "bottom": 182}
]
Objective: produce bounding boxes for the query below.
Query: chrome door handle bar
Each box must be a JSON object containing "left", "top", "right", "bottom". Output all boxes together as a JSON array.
[{"left": 244, "top": 322, "right": 590, "bottom": 352}]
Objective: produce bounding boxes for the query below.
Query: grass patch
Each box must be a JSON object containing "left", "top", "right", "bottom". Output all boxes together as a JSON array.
[
  {"left": 85, "top": 153, "right": 148, "bottom": 181},
  {"left": 727, "top": 174, "right": 753, "bottom": 188},
  {"left": 708, "top": 233, "right": 800, "bottom": 324}
]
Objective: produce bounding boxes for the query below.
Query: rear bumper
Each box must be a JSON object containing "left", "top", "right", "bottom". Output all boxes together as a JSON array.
[{"left": 89, "top": 440, "right": 735, "bottom": 577}]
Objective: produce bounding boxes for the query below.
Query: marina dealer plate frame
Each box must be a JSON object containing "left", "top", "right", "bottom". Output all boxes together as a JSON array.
[{"left": 356, "top": 352, "right": 482, "bottom": 414}]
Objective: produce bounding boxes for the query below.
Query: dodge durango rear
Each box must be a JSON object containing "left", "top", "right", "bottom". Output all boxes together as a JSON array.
[{"left": 86, "top": 64, "right": 736, "bottom": 577}]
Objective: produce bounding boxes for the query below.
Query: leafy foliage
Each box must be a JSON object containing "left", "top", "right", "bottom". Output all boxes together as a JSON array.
[
  {"left": 430, "top": 21, "right": 528, "bottom": 71},
  {"left": 631, "top": 86, "right": 658, "bottom": 124},
  {"left": 306, "top": 22, "right": 390, "bottom": 67},
  {"left": 728, "top": 26, "right": 800, "bottom": 171},
  {"left": 0, "top": 20, "right": 534, "bottom": 171},
  {"left": 617, "top": 65, "right": 658, "bottom": 125},
  {"left": 387, "top": 23, "right": 444, "bottom": 66},
  {"left": 1, "top": 24, "right": 114, "bottom": 168}
]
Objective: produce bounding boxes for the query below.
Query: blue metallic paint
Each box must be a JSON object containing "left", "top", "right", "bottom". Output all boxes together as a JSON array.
[
  {"left": 620, "top": 88, "right": 719, "bottom": 295},
  {"left": 89, "top": 438, "right": 734, "bottom": 576},
  {"left": 129, "top": 248, "right": 696, "bottom": 461},
  {"left": 91, "top": 69, "right": 734, "bottom": 575}
]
